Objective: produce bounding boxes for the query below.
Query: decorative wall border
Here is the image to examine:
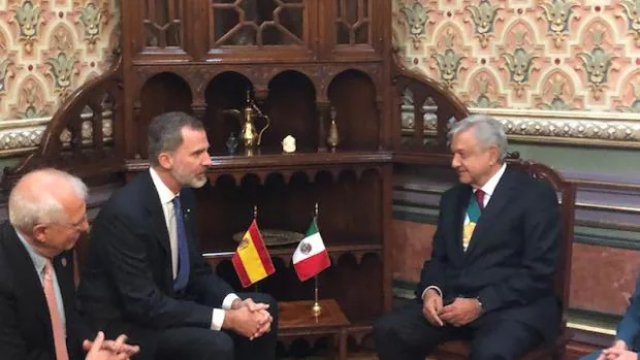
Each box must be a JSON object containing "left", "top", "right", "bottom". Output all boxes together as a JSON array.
[
  {"left": 0, "top": 113, "right": 113, "bottom": 157},
  {"left": 474, "top": 108, "right": 640, "bottom": 149},
  {"left": 401, "top": 106, "right": 640, "bottom": 149},
  {"left": 2, "top": 107, "right": 640, "bottom": 157}
]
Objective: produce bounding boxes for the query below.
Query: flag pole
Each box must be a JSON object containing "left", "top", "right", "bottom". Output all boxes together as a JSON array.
[
  {"left": 312, "top": 202, "right": 322, "bottom": 316},
  {"left": 312, "top": 275, "right": 321, "bottom": 316},
  {"left": 253, "top": 205, "right": 259, "bottom": 293}
]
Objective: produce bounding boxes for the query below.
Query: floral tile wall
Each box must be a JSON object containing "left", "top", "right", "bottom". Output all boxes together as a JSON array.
[
  {"left": 393, "top": 0, "right": 640, "bottom": 113},
  {"left": 0, "top": 0, "right": 119, "bottom": 122}
]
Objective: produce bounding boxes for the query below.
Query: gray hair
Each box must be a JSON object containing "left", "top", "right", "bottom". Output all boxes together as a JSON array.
[
  {"left": 448, "top": 114, "right": 508, "bottom": 162},
  {"left": 8, "top": 168, "right": 88, "bottom": 234},
  {"left": 147, "top": 112, "right": 205, "bottom": 166}
]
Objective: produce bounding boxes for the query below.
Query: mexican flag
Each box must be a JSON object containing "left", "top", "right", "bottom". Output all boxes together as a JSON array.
[{"left": 293, "top": 217, "right": 330, "bottom": 281}]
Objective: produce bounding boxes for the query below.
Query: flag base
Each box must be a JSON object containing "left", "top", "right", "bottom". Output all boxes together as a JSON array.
[{"left": 312, "top": 300, "right": 322, "bottom": 316}]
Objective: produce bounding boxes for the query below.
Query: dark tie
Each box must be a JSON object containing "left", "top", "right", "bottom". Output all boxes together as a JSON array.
[
  {"left": 475, "top": 189, "right": 485, "bottom": 211},
  {"left": 172, "top": 196, "right": 190, "bottom": 291}
]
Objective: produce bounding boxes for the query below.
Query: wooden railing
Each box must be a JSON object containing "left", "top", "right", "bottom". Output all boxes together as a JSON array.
[
  {"left": 391, "top": 50, "right": 469, "bottom": 155},
  {"left": 2, "top": 56, "right": 125, "bottom": 192}
]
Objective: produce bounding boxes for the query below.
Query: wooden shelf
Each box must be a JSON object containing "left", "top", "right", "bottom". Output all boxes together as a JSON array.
[
  {"left": 127, "top": 149, "right": 392, "bottom": 171},
  {"left": 126, "top": 150, "right": 392, "bottom": 183},
  {"left": 203, "top": 243, "right": 382, "bottom": 266}
]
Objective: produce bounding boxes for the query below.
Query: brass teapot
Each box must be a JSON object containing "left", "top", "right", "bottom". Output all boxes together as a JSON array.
[{"left": 223, "top": 90, "right": 271, "bottom": 148}]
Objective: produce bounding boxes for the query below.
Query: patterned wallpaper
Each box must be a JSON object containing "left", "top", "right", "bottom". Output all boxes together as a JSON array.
[
  {"left": 0, "top": 0, "right": 119, "bottom": 147},
  {"left": 0, "top": 1, "right": 638, "bottom": 156},
  {"left": 393, "top": 0, "right": 640, "bottom": 113}
]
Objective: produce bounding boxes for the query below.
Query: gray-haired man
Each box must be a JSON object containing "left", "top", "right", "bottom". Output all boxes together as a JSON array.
[{"left": 374, "top": 115, "right": 561, "bottom": 360}]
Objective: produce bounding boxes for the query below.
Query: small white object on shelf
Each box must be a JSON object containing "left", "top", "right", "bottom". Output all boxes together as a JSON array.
[{"left": 282, "top": 135, "right": 296, "bottom": 153}]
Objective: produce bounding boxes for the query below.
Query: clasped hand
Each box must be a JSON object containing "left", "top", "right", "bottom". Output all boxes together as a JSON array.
[
  {"left": 83, "top": 331, "right": 140, "bottom": 360},
  {"left": 597, "top": 341, "right": 638, "bottom": 360},
  {"left": 422, "top": 290, "right": 481, "bottom": 327},
  {"left": 229, "top": 298, "right": 273, "bottom": 340}
]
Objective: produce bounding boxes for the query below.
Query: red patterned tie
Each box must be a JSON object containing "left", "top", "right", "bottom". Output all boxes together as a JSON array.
[
  {"left": 475, "top": 189, "right": 485, "bottom": 211},
  {"left": 43, "top": 259, "right": 69, "bottom": 360}
]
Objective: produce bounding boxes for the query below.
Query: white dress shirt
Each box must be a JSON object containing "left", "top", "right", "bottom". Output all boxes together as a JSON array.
[
  {"left": 422, "top": 163, "right": 507, "bottom": 300},
  {"left": 149, "top": 168, "right": 239, "bottom": 330},
  {"left": 15, "top": 228, "right": 66, "bottom": 333}
]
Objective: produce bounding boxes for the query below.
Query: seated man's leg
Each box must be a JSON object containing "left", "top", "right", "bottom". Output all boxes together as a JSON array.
[
  {"left": 580, "top": 350, "right": 602, "bottom": 360},
  {"left": 469, "top": 317, "right": 543, "bottom": 360},
  {"left": 374, "top": 301, "right": 459, "bottom": 360},
  {"left": 156, "top": 327, "right": 234, "bottom": 360},
  {"left": 230, "top": 292, "right": 278, "bottom": 360}
]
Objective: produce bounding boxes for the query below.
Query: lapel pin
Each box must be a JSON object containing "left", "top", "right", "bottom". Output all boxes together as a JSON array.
[{"left": 61, "top": 258, "right": 67, "bottom": 267}]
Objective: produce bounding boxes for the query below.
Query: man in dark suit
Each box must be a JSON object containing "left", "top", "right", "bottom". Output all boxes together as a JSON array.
[
  {"left": 0, "top": 168, "right": 138, "bottom": 360},
  {"left": 374, "top": 115, "right": 561, "bottom": 360},
  {"left": 581, "top": 275, "right": 639, "bottom": 360},
  {"left": 77, "top": 112, "right": 277, "bottom": 360}
]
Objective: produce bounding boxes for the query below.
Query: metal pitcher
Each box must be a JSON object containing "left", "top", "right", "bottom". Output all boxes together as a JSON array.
[{"left": 223, "top": 90, "right": 270, "bottom": 148}]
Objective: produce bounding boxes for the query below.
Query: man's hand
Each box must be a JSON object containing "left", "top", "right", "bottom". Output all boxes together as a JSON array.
[
  {"left": 599, "top": 349, "right": 637, "bottom": 360},
  {"left": 83, "top": 332, "right": 140, "bottom": 360},
  {"left": 422, "top": 289, "right": 444, "bottom": 327},
  {"left": 597, "top": 340, "right": 631, "bottom": 360},
  {"left": 439, "top": 297, "right": 481, "bottom": 327},
  {"left": 229, "top": 298, "right": 273, "bottom": 339},
  {"left": 83, "top": 333, "right": 140, "bottom": 358},
  {"left": 223, "top": 305, "right": 272, "bottom": 340},
  {"left": 231, "top": 298, "right": 270, "bottom": 313}
]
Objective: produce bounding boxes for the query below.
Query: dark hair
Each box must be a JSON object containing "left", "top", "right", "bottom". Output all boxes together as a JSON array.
[{"left": 147, "top": 112, "right": 205, "bottom": 166}]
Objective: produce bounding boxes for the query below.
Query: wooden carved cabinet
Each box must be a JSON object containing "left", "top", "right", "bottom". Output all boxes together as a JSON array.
[
  {"left": 126, "top": 0, "right": 384, "bottom": 63},
  {"left": 121, "top": 0, "right": 395, "bottom": 355},
  {"left": 2, "top": 0, "right": 469, "bottom": 356}
]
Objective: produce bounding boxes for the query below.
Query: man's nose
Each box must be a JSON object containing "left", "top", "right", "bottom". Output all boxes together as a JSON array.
[
  {"left": 202, "top": 152, "right": 212, "bottom": 166},
  {"left": 451, "top": 154, "right": 460, "bottom": 168},
  {"left": 81, "top": 219, "right": 90, "bottom": 232}
]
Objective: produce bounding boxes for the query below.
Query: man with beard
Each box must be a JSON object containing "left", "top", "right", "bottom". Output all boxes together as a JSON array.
[{"left": 77, "top": 112, "right": 278, "bottom": 360}]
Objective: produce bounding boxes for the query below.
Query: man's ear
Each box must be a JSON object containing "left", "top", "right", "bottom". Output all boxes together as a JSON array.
[
  {"left": 488, "top": 145, "right": 500, "bottom": 166},
  {"left": 157, "top": 152, "right": 173, "bottom": 169},
  {"left": 32, "top": 224, "right": 48, "bottom": 244}
]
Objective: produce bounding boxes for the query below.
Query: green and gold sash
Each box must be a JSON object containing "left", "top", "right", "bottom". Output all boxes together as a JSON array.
[{"left": 462, "top": 193, "right": 482, "bottom": 251}]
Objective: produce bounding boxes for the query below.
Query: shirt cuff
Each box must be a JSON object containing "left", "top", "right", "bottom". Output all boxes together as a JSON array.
[
  {"left": 211, "top": 309, "right": 225, "bottom": 331},
  {"left": 422, "top": 286, "right": 443, "bottom": 300},
  {"left": 222, "top": 293, "right": 240, "bottom": 310},
  {"left": 211, "top": 294, "right": 240, "bottom": 331}
]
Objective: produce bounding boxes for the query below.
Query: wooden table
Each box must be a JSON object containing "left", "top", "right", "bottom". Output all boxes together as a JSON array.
[{"left": 279, "top": 299, "right": 351, "bottom": 360}]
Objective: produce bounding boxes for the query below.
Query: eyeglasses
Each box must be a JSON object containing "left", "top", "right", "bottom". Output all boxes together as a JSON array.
[{"left": 52, "top": 215, "right": 88, "bottom": 233}]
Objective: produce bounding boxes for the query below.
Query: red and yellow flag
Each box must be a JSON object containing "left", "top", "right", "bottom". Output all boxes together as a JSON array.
[{"left": 232, "top": 219, "right": 275, "bottom": 288}]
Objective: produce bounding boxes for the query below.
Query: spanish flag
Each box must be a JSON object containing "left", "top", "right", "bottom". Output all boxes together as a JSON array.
[{"left": 232, "top": 219, "right": 275, "bottom": 288}]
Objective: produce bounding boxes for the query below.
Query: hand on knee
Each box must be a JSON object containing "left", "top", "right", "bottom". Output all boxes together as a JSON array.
[{"left": 222, "top": 305, "right": 272, "bottom": 339}]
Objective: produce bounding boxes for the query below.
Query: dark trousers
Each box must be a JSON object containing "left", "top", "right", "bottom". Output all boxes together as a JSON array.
[
  {"left": 128, "top": 292, "right": 278, "bottom": 360},
  {"left": 373, "top": 301, "right": 542, "bottom": 360}
]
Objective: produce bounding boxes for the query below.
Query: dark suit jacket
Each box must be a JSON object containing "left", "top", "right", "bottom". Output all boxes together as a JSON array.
[
  {"left": 0, "top": 222, "right": 91, "bottom": 360},
  {"left": 617, "top": 275, "right": 640, "bottom": 352},
  {"left": 416, "top": 167, "right": 561, "bottom": 342},
  {"left": 77, "top": 171, "right": 234, "bottom": 354}
]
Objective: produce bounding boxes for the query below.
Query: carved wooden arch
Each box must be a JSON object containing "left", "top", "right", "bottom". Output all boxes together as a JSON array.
[
  {"left": 198, "top": 69, "right": 253, "bottom": 95},
  {"left": 318, "top": 64, "right": 382, "bottom": 104},
  {"left": 264, "top": 68, "right": 319, "bottom": 98},
  {"left": 391, "top": 51, "right": 469, "bottom": 152},
  {"left": 2, "top": 56, "right": 125, "bottom": 192},
  {"left": 134, "top": 67, "right": 199, "bottom": 107}
]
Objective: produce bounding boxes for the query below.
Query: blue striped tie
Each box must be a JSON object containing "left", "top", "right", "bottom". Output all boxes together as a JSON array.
[{"left": 172, "top": 196, "right": 190, "bottom": 291}]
